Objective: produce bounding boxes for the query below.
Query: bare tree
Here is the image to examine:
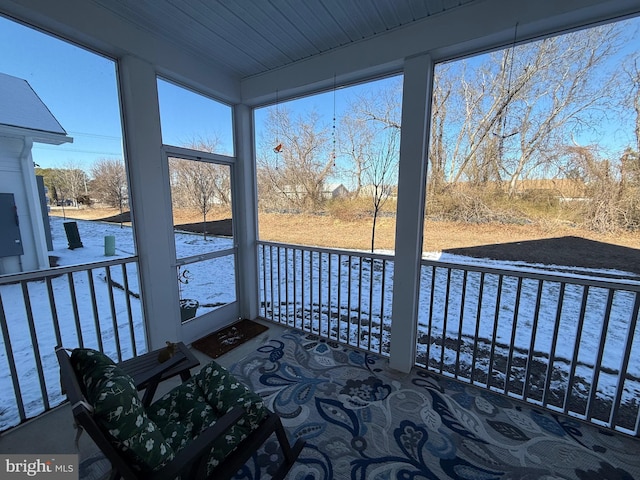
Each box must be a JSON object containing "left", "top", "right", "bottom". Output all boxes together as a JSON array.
[
  {"left": 169, "top": 158, "right": 231, "bottom": 239},
  {"left": 337, "top": 82, "right": 401, "bottom": 250},
  {"left": 362, "top": 127, "right": 400, "bottom": 252},
  {"left": 622, "top": 58, "right": 640, "bottom": 159},
  {"left": 567, "top": 145, "right": 618, "bottom": 231},
  {"left": 339, "top": 113, "right": 374, "bottom": 198},
  {"left": 429, "top": 64, "right": 453, "bottom": 193},
  {"left": 54, "top": 161, "right": 89, "bottom": 207},
  {"left": 256, "top": 107, "right": 333, "bottom": 211},
  {"left": 91, "top": 158, "right": 128, "bottom": 216},
  {"left": 442, "top": 24, "right": 625, "bottom": 196},
  {"left": 354, "top": 77, "right": 402, "bottom": 130}
]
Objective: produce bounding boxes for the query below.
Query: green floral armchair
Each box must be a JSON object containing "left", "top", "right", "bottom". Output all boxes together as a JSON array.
[{"left": 56, "top": 346, "right": 304, "bottom": 480}]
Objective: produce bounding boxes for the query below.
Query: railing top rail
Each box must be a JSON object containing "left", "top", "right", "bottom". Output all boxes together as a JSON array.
[
  {"left": 421, "top": 258, "right": 640, "bottom": 292},
  {"left": 0, "top": 256, "right": 139, "bottom": 286},
  {"left": 257, "top": 240, "right": 640, "bottom": 292},
  {"left": 176, "top": 247, "right": 236, "bottom": 267},
  {"left": 257, "top": 240, "right": 395, "bottom": 262}
]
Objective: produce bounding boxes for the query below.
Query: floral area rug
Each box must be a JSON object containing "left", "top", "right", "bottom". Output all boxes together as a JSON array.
[{"left": 229, "top": 329, "right": 640, "bottom": 480}]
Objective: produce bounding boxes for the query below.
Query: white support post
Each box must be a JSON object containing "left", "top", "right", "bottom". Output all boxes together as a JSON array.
[
  {"left": 388, "top": 54, "right": 434, "bottom": 373},
  {"left": 20, "top": 138, "right": 50, "bottom": 271},
  {"left": 233, "top": 104, "right": 260, "bottom": 320},
  {"left": 118, "top": 55, "right": 181, "bottom": 350}
]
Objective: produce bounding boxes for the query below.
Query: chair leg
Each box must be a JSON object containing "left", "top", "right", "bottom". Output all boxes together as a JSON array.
[
  {"left": 210, "top": 412, "right": 305, "bottom": 480},
  {"left": 271, "top": 417, "right": 305, "bottom": 480}
]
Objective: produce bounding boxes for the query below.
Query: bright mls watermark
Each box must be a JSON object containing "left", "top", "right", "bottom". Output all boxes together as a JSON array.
[{"left": 1, "top": 455, "right": 78, "bottom": 479}]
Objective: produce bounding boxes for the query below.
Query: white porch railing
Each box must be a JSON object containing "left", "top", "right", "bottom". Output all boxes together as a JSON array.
[
  {"left": 418, "top": 260, "right": 640, "bottom": 436},
  {"left": 4, "top": 242, "right": 638, "bottom": 437},
  {"left": 258, "top": 241, "right": 640, "bottom": 436},
  {"left": 258, "top": 241, "right": 393, "bottom": 355},
  {"left": 0, "top": 257, "right": 145, "bottom": 431}
]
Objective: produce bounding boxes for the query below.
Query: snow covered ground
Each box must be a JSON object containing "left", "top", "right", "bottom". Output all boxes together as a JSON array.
[
  {"left": 2, "top": 215, "right": 640, "bottom": 432},
  {"left": 0, "top": 215, "right": 235, "bottom": 431},
  {"left": 259, "top": 241, "right": 640, "bottom": 430}
]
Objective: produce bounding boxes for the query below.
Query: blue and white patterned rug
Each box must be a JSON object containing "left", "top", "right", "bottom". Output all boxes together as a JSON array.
[{"left": 228, "top": 329, "right": 640, "bottom": 480}]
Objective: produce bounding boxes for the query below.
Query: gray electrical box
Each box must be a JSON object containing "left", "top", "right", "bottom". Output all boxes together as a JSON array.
[{"left": 0, "top": 193, "right": 24, "bottom": 258}]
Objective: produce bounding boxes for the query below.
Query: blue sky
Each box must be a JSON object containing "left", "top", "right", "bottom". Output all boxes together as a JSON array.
[
  {"left": 2, "top": 13, "right": 639, "bottom": 177},
  {"left": 0, "top": 12, "right": 395, "bottom": 176},
  {"left": 0, "top": 15, "right": 123, "bottom": 170},
  {"left": 0, "top": 15, "right": 235, "bottom": 170}
]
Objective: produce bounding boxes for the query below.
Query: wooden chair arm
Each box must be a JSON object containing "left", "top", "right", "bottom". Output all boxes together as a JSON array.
[
  {"left": 118, "top": 343, "right": 200, "bottom": 406},
  {"left": 131, "top": 349, "right": 186, "bottom": 389}
]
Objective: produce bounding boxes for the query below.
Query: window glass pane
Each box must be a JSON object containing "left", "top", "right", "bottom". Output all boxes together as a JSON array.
[
  {"left": 0, "top": 15, "right": 142, "bottom": 430},
  {"left": 169, "top": 157, "right": 233, "bottom": 256},
  {"left": 416, "top": 18, "right": 640, "bottom": 387},
  {"left": 177, "top": 256, "right": 237, "bottom": 321},
  {"left": 157, "top": 78, "right": 234, "bottom": 156},
  {"left": 425, "top": 18, "right": 640, "bottom": 258},
  {"left": 0, "top": 15, "right": 133, "bottom": 272},
  {"left": 168, "top": 155, "right": 235, "bottom": 322},
  {"left": 254, "top": 75, "right": 402, "bottom": 252}
]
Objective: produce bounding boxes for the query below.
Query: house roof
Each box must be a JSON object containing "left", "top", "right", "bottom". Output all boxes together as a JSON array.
[{"left": 0, "top": 72, "right": 68, "bottom": 138}]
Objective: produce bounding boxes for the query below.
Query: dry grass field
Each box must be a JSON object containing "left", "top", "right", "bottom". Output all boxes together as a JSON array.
[{"left": 50, "top": 205, "right": 640, "bottom": 275}]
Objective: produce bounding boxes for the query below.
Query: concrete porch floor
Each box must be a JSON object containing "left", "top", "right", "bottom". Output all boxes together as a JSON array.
[{"left": 0, "top": 319, "right": 281, "bottom": 464}]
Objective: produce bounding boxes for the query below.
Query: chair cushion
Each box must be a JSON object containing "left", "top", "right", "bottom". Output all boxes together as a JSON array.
[
  {"left": 147, "top": 360, "right": 268, "bottom": 475},
  {"left": 70, "top": 349, "right": 175, "bottom": 472}
]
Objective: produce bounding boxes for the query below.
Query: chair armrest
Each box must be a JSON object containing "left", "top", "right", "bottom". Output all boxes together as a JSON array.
[
  {"left": 137, "top": 352, "right": 188, "bottom": 407},
  {"left": 118, "top": 342, "right": 200, "bottom": 406},
  {"left": 134, "top": 352, "right": 186, "bottom": 390},
  {"left": 151, "top": 406, "right": 245, "bottom": 480}
]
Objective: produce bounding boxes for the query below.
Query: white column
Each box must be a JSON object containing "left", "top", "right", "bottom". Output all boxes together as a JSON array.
[
  {"left": 388, "top": 54, "right": 434, "bottom": 373},
  {"left": 233, "top": 104, "right": 260, "bottom": 320},
  {"left": 20, "top": 138, "right": 50, "bottom": 270},
  {"left": 118, "top": 55, "right": 181, "bottom": 350}
]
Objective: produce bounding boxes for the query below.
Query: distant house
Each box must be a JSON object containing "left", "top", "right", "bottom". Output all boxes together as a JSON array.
[
  {"left": 359, "top": 184, "right": 397, "bottom": 199},
  {"left": 323, "top": 183, "right": 349, "bottom": 199},
  {"left": 0, "top": 72, "right": 73, "bottom": 274},
  {"left": 281, "top": 184, "right": 307, "bottom": 199}
]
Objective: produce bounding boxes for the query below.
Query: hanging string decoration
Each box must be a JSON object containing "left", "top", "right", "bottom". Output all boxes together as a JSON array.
[
  {"left": 274, "top": 88, "right": 282, "bottom": 153},
  {"left": 495, "top": 22, "right": 520, "bottom": 161},
  {"left": 332, "top": 74, "right": 337, "bottom": 168},
  {"left": 273, "top": 88, "right": 282, "bottom": 169}
]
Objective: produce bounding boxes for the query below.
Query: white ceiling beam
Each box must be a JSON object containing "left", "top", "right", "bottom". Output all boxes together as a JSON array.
[
  {"left": 0, "top": 0, "right": 242, "bottom": 104},
  {"left": 241, "top": 0, "right": 640, "bottom": 106}
]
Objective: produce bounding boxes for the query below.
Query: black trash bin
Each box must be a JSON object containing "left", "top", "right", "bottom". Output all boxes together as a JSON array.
[{"left": 63, "top": 221, "right": 83, "bottom": 250}]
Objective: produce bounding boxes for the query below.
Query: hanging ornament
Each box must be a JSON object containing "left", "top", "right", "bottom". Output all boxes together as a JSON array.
[
  {"left": 274, "top": 89, "right": 283, "bottom": 153},
  {"left": 274, "top": 88, "right": 282, "bottom": 169}
]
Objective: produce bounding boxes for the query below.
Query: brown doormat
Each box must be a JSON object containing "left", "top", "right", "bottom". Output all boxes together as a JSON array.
[{"left": 191, "top": 319, "right": 268, "bottom": 359}]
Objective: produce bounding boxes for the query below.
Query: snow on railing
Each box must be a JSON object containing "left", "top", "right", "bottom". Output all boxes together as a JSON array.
[
  {"left": 258, "top": 241, "right": 393, "bottom": 356},
  {"left": 258, "top": 241, "right": 640, "bottom": 436},
  {"left": 418, "top": 259, "right": 640, "bottom": 437},
  {"left": 0, "top": 257, "right": 146, "bottom": 431}
]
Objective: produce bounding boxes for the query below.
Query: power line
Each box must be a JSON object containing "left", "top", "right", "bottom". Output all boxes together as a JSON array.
[
  {"left": 33, "top": 145, "right": 123, "bottom": 156},
  {"left": 67, "top": 131, "right": 122, "bottom": 141}
]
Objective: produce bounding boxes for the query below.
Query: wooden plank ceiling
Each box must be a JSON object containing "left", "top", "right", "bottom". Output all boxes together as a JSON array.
[{"left": 90, "top": 0, "right": 476, "bottom": 79}]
